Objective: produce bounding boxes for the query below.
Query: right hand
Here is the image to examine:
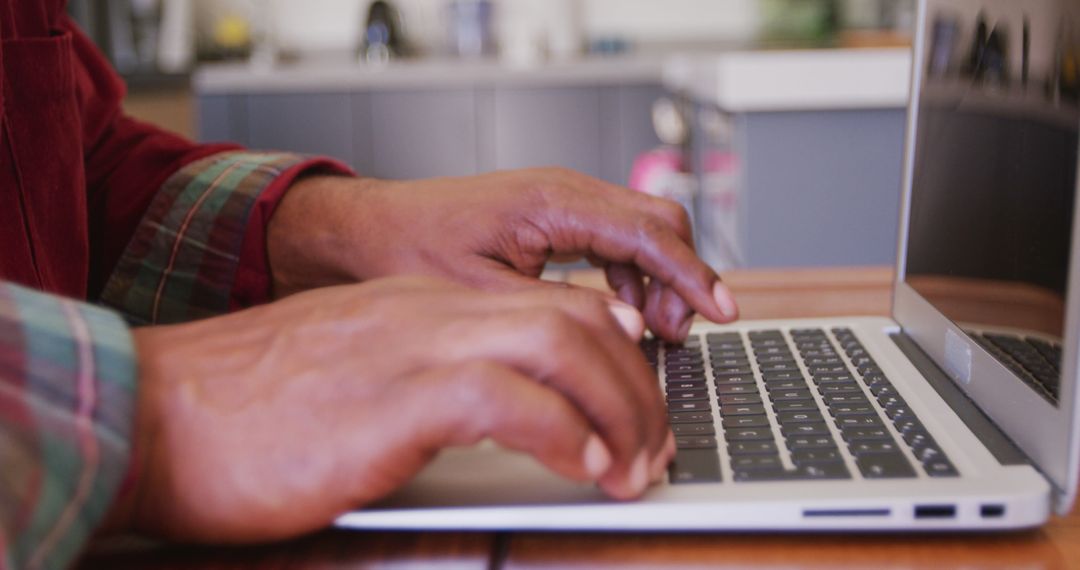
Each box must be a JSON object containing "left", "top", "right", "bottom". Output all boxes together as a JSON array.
[{"left": 114, "top": 276, "right": 673, "bottom": 543}]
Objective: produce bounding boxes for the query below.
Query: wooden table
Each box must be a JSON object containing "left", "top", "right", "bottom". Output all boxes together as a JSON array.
[{"left": 79, "top": 267, "right": 1080, "bottom": 570}]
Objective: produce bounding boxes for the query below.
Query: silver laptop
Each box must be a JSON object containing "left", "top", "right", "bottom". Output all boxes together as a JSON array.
[{"left": 337, "top": 0, "right": 1080, "bottom": 530}]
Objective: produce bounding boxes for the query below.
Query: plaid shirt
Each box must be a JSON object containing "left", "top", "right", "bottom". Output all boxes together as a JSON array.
[{"left": 1, "top": 151, "right": 349, "bottom": 570}]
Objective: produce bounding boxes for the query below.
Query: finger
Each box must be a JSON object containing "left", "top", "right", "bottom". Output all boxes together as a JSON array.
[
  {"left": 400, "top": 362, "right": 614, "bottom": 485},
  {"left": 446, "top": 308, "right": 656, "bottom": 499},
  {"left": 605, "top": 263, "right": 645, "bottom": 309}
]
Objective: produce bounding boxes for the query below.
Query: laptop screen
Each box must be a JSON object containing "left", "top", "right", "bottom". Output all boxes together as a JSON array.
[{"left": 904, "top": 0, "right": 1079, "bottom": 407}]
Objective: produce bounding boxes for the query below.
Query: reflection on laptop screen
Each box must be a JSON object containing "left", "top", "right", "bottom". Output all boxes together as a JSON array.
[{"left": 905, "top": 0, "right": 1080, "bottom": 405}]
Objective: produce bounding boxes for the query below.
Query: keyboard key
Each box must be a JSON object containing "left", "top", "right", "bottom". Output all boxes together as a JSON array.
[
  {"left": 828, "top": 404, "right": 877, "bottom": 417},
  {"left": 714, "top": 366, "right": 755, "bottom": 377},
  {"left": 718, "top": 393, "right": 763, "bottom": 406},
  {"left": 773, "top": 400, "right": 818, "bottom": 412},
  {"left": 763, "top": 371, "right": 804, "bottom": 382},
  {"left": 716, "top": 384, "right": 759, "bottom": 395},
  {"left": 884, "top": 404, "right": 912, "bottom": 420},
  {"left": 719, "top": 403, "right": 767, "bottom": 416},
  {"left": 666, "top": 371, "right": 706, "bottom": 382},
  {"left": 756, "top": 355, "right": 796, "bottom": 365},
  {"left": 849, "top": 441, "right": 901, "bottom": 455},
  {"left": 722, "top": 415, "right": 770, "bottom": 429},
  {"left": 760, "top": 363, "right": 800, "bottom": 373},
  {"left": 667, "top": 389, "right": 709, "bottom": 402},
  {"left": 672, "top": 423, "right": 715, "bottom": 436},
  {"left": 675, "top": 436, "right": 718, "bottom": 449},
  {"left": 840, "top": 427, "right": 893, "bottom": 441},
  {"left": 667, "top": 380, "right": 707, "bottom": 391},
  {"left": 796, "top": 462, "right": 850, "bottom": 480},
  {"left": 710, "top": 357, "right": 750, "bottom": 368},
  {"left": 669, "top": 449, "right": 722, "bottom": 483},
  {"left": 764, "top": 379, "right": 806, "bottom": 391},
  {"left": 733, "top": 468, "right": 793, "bottom": 482},
  {"left": 725, "top": 427, "right": 774, "bottom": 441},
  {"left": 668, "top": 400, "right": 710, "bottom": 413},
  {"left": 924, "top": 458, "right": 959, "bottom": 477},
  {"left": 665, "top": 363, "right": 705, "bottom": 374},
  {"left": 732, "top": 455, "right": 783, "bottom": 471},
  {"left": 856, "top": 453, "right": 917, "bottom": 478},
  {"left": 893, "top": 417, "right": 924, "bottom": 434},
  {"left": 835, "top": 415, "right": 885, "bottom": 429},
  {"left": 791, "top": 449, "right": 842, "bottom": 464},
  {"left": 819, "top": 384, "right": 863, "bottom": 395},
  {"left": 728, "top": 441, "right": 778, "bottom": 455},
  {"left": 823, "top": 393, "right": 870, "bottom": 406},
  {"left": 669, "top": 411, "right": 713, "bottom": 424},
  {"left": 771, "top": 389, "right": 814, "bottom": 402},
  {"left": 781, "top": 423, "right": 831, "bottom": 437},
  {"left": 787, "top": 436, "right": 838, "bottom": 450},
  {"left": 776, "top": 411, "right": 825, "bottom": 425},
  {"left": 714, "top": 375, "right": 756, "bottom": 386}
]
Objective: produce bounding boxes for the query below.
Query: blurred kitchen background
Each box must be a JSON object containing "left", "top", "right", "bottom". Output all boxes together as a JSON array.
[{"left": 68, "top": 0, "right": 920, "bottom": 270}]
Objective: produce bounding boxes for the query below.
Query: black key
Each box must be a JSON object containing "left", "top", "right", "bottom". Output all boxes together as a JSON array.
[
  {"left": 667, "top": 380, "right": 707, "bottom": 391},
  {"left": 728, "top": 441, "right": 778, "bottom": 455},
  {"left": 666, "top": 371, "right": 706, "bottom": 382},
  {"left": 668, "top": 400, "right": 710, "bottom": 413},
  {"left": 714, "top": 375, "right": 756, "bottom": 386},
  {"left": 893, "top": 417, "right": 924, "bottom": 434},
  {"left": 869, "top": 383, "right": 896, "bottom": 398},
  {"left": 840, "top": 427, "right": 892, "bottom": 441},
  {"left": 714, "top": 366, "right": 754, "bottom": 377},
  {"left": 675, "top": 436, "right": 718, "bottom": 449},
  {"left": 722, "top": 415, "right": 770, "bottom": 429},
  {"left": 773, "top": 400, "right": 818, "bottom": 412},
  {"left": 775, "top": 411, "right": 825, "bottom": 425},
  {"left": 732, "top": 455, "right": 783, "bottom": 471},
  {"left": 902, "top": 430, "right": 932, "bottom": 447},
  {"left": 877, "top": 394, "right": 905, "bottom": 408},
  {"left": 812, "top": 373, "right": 856, "bottom": 384},
  {"left": 669, "top": 449, "right": 722, "bottom": 483},
  {"left": 667, "top": 389, "right": 709, "bottom": 402},
  {"left": 787, "top": 436, "right": 837, "bottom": 450},
  {"left": 912, "top": 443, "right": 945, "bottom": 463},
  {"left": 781, "top": 423, "right": 831, "bottom": 437},
  {"left": 884, "top": 404, "right": 912, "bottom": 421},
  {"left": 756, "top": 355, "right": 796, "bottom": 365},
  {"left": 760, "top": 362, "right": 800, "bottom": 373},
  {"left": 724, "top": 427, "right": 774, "bottom": 441},
  {"left": 709, "top": 342, "right": 745, "bottom": 352},
  {"left": 665, "top": 363, "right": 705, "bottom": 374},
  {"left": 924, "top": 458, "right": 959, "bottom": 477},
  {"left": 849, "top": 355, "right": 876, "bottom": 368},
  {"left": 828, "top": 404, "right": 877, "bottom": 417},
  {"left": 796, "top": 462, "right": 850, "bottom": 480},
  {"left": 733, "top": 468, "right": 793, "bottom": 482},
  {"left": 710, "top": 357, "right": 750, "bottom": 368},
  {"left": 749, "top": 330, "right": 784, "bottom": 339},
  {"left": 754, "top": 346, "right": 791, "bottom": 356},
  {"left": 763, "top": 371, "right": 804, "bottom": 382},
  {"left": 799, "top": 348, "right": 837, "bottom": 358},
  {"left": 857, "top": 365, "right": 882, "bottom": 377},
  {"left": 810, "top": 365, "right": 849, "bottom": 376},
  {"left": 856, "top": 453, "right": 917, "bottom": 478},
  {"left": 665, "top": 354, "right": 704, "bottom": 365},
  {"left": 849, "top": 440, "right": 901, "bottom": 455},
  {"left": 771, "top": 389, "right": 814, "bottom": 402},
  {"left": 706, "top": 332, "right": 741, "bottom": 342},
  {"left": 791, "top": 449, "right": 842, "bottom": 464},
  {"left": 822, "top": 393, "right": 870, "bottom": 406},
  {"left": 764, "top": 379, "right": 806, "bottom": 391},
  {"left": 720, "top": 403, "right": 767, "bottom": 416},
  {"left": 710, "top": 349, "right": 748, "bottom": 360},
  {"left": 835, "top": 415, "right": 885, "bottom": 429},
  {"left": 718, "top": 393, "right": 763, "bottom": 406},
  {"left": 805, "top": 357, "right": 843, "bottom": 366},
  {"left": 716, "top": 384, "right": 759, "bottom": 395},
  {"left": 672, "top": 423, "right": 715, "bottom": 436},
  {"left": 820, "top": 384, "right": 863, "bottom": 395},
  {"left": 668, "top": 411, "right": 713, "bottom": 424}
]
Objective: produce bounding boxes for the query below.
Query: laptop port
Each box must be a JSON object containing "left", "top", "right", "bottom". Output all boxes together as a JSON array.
[
  {"left": 914, "top": 505, "right": 956, "bottom": 519},
  {"left": 981, "top": 504, "right": 1006, "bottom": 518},
  {"left": 803, "top": 508, "right": 890, "bottom": 518}
]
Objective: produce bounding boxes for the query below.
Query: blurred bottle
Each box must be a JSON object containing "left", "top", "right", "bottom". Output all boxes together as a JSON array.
[
  {"left": 359, "top": 0, "right": 407, "bottom": 65},
  {"left": 447, "top": 0, "right": 495, "bottom": 58},
  {"left": 158, "top": 0, "right": 195, "bottom": 72}
]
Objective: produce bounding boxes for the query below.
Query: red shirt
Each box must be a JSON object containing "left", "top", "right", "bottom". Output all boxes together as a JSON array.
[{"left": 0, "top": 0, "right": 235, "bottom": 299}]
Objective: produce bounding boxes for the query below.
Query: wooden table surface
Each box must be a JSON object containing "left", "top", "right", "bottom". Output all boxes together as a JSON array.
[{"left": 79, "top": 267, "right": 1080, "bottom": 570}]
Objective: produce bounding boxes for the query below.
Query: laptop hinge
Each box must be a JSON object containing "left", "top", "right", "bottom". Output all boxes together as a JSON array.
[{"left": 890, "top": 332, "right": 1030, "bottom": 466}]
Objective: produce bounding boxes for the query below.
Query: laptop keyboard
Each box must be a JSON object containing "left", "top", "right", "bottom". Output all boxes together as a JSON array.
[{"left": 642, "top": 327, "right": 959, "bottom": 485}]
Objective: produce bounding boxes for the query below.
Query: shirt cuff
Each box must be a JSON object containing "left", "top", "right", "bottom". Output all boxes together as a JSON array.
[
  {"left": 0, "top": 282, "right": 136, "bottom": 570},
  {"left": 99, "top": 151, "right": 353, "bottom": 325}
]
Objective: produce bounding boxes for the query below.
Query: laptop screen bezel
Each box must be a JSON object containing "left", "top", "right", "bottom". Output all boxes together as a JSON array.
[{"left": 893, "top": 0, "right": 1080, "bottom": 514}]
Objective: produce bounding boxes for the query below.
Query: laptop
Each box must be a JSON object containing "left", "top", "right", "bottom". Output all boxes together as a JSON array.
[{"left": 337, "top": 0, "right": 1080, "bottom": 530}]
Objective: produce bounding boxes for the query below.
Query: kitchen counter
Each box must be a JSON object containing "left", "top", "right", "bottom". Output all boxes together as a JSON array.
[{"left": 664, "top": 47, "right": 912, "bottom": 111}]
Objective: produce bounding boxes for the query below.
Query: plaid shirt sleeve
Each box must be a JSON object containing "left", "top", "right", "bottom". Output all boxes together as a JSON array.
[
  {"left": 100, "top": 151, "right": 352, "bottom": 325},
  {"left": 0, "top": 281, "right": 136, "bottom": 570}
]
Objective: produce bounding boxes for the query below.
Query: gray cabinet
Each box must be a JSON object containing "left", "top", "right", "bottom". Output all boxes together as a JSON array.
[{"left": 197, "top": 84, "right": 663, "bottom": 186}]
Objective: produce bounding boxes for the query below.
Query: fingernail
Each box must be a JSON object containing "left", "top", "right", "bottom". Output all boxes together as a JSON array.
[
  {"left": 583, "top": 435, "right": 613, "bottom": 479},
  {"left": 607, "top": 302, "right": 645, "bottom": 339},
  {"left": 713, "top": 282, "right": 739, "bottom": 320},
  {"left": 677, "top": 317, "right": 693, "bottom": 340},
  {"left": 629, "top": 450, "right": 650, "bottom": 495}
]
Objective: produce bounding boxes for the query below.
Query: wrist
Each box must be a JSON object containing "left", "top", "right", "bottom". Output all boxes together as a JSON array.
[{"left": 267, "top": 174, "right": 384, "bottom": 297}]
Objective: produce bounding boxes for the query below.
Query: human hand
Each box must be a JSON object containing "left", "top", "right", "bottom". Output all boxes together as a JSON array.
[
  {"left": 111, "top": 277, "right": 671, "bottom": 542},
  {"left": 267, "top": 169, "right": 738, "bottom": 342}
]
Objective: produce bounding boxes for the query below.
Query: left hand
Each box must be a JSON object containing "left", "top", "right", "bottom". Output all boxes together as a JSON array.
[{"left": 267, "top": 168, "right": 739, "bottom": 341}]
